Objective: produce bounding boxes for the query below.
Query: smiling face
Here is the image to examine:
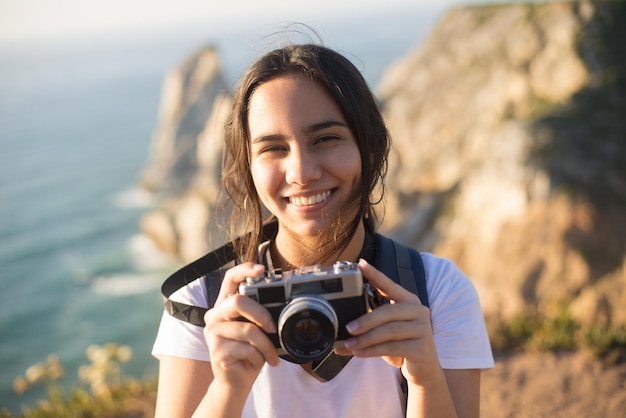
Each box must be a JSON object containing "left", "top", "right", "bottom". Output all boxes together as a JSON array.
[{"left": 247, "top": 73, "right": 362, "bottom": 244}]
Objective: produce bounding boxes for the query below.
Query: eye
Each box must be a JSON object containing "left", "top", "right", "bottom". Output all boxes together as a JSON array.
[
  {"left": 254, "top": 143, "right": 288, "bottom": 157},
  {"left": 262, "top": 145, "right": 287, "bottom": 153},
  {"left": 314, "top": 134, "right": 342, "bottom": 146}
]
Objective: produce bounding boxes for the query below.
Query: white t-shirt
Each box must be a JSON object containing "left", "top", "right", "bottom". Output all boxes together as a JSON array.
[{"left": 153, "top": 252, "right": 494, "bottom": 418}]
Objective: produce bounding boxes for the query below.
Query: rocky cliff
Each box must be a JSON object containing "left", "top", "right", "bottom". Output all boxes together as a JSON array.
[
  {"left": 140, "top": 46, "right": 232, "bottom": 260},
  {"left": 377, "top": 0, "right": 626, "bottom": 325},
  {"left": 139, "top": 1, "right": 626, "bottom": 326}
]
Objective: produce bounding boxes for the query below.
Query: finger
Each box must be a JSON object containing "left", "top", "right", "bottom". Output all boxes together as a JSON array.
[
  {"left": 352, "top": 302, "right": 427, "bottom": 331},
  {"left": 206, "top": 321, "right": 280, "bottom": 367},
  {"left": 216, "top": 262, "right": 265, "bottom": 303},
  {"left": 345, "top": 317, "right": 422, "bottom": 348},
  {"left": 205, "top": 294, "right": 277, "bottom": 334},
  {"left": 352, "top": 341, "right": 407, "bottom": 358},
  {"left": 215, "top": 339, "right": 266, "bottom": 370},
  {"left": 333, "top": 346, "right": 353, "bottom": 356},
  {"left": 358, "top": 259, "right": 422, "bottom": 304}
]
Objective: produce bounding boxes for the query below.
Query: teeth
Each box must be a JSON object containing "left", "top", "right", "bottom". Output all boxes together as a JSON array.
[{"left": 290, "top": 191, "right": 331, "bottom": 207}]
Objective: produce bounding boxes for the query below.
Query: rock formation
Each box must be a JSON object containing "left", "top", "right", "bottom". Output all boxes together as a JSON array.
[
  {"left": 377, "top": 0, "right": 626, "bottom": 326},
  {"left": 138, "top": 1, "right": 626, "bottom": 326},
  {"left": 141, "top": 45, "right": 229, "bottom": 196},
  {"left": 139, "top": 45, "right": 232, "bottom": 261}
]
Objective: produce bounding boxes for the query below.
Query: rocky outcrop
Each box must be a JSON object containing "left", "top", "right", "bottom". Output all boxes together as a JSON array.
[
  {"left": 378, "top": 1, "right": 626, "bottom": 325},
  {"left": 138, "top": 1, "right": 626, "bottom": 326},
  {"left": 141, "top": 46, "right": 229, "bottom": 196},
  {"left": 139, "top": 46, "right": 232, "bottom": 261}
]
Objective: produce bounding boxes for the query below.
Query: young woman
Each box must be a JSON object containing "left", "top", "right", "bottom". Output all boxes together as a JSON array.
[{"left": 152, "top": 43, "right": 493, "bottom": 418}]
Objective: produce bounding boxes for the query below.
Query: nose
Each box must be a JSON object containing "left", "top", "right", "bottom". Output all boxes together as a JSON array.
[{"left": 284, "top": 147, "right": 321, "bottom": 185}]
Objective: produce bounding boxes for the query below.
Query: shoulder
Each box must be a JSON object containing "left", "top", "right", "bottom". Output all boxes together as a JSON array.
[
  {"left": 169, "top": 275, "right": 210, "bottom": 307},
  {"left": 153, "top": 310, "right": 210, "bottom": 361},
  {"left": 381, "top": 248, "right": 481, "bottom": 314},
  {"left": 419, "top": 252, "right": 480, "bottom": 313},
  {"left": 419, "top": 253, "right": 495, "bottom": 369},
  {"left": 153, "top": 277, "right": 210, "bottom": 361},
  {"left": 373, "top": 234, "right": 474, "bottom": 299}
]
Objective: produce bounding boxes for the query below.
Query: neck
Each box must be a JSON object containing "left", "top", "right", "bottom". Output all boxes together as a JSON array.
[{"left": 272, "top": 221, "right": 365, "bottom": 269}]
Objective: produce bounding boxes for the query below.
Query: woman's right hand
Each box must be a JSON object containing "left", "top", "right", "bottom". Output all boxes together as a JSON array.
[{"left": 203, "top": 262, "right": 280, "bottom": 392}]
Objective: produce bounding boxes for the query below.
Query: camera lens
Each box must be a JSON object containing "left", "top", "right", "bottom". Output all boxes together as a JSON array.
[
  {"left": 294, "top": 317, "right": 321, "bottom": 342},
  {"left": 278, "top": 296, "right": 338, "bottom": 363}
]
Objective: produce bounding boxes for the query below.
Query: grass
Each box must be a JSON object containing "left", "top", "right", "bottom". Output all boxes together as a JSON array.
[{"left": 489, "top": 307, "right": 626, "bottom": 365}]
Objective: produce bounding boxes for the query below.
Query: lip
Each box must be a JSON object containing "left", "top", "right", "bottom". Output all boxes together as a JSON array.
[{"left": 285, "top": 189, "right": 335, "bottom": 208}]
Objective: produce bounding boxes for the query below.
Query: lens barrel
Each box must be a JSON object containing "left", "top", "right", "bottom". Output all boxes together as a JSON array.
[{"left": 277, "top": 296, "right": 339, "bottom": 363}]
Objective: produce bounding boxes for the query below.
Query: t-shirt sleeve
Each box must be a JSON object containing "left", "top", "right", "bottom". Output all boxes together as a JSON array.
[
  {"left": 422, "top": 253, "right": 494, "bottom": 370},
  {"left": 152, "top": 277, "right": 211, "bottom": 362}
]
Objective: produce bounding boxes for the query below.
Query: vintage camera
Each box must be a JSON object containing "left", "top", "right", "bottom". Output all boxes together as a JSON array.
[{"left": 239, "top": 261, "right": 384, "bottom": 364}]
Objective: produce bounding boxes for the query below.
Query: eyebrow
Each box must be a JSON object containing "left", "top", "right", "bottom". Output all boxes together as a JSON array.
[
  {"left": 303, "top": 120, "right": 348, "bottom": 134},
  {"left": 251, "top": 120, "right": 349, "bottom": 144}
]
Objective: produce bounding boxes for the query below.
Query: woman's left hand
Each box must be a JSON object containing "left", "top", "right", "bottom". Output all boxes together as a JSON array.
[{"left": 335, "top": 258, "right": 440, "bottom": 387}]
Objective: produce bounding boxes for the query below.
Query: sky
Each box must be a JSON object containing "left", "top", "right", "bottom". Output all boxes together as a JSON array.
[{"left": 0, "top": 0, "right": 475, "bottom": 44}]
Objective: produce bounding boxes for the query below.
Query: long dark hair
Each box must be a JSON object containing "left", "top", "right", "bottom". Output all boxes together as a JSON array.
[{"left": 221, "top": 43, "right": 390, "bottom": 264}]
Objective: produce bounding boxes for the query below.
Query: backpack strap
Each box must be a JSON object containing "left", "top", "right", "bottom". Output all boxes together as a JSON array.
[
  {"left": 373, "top": 233, "right": 429, "bottom": 404},
  {"left": 161, "top": 221, "right": 278, "bottom": 326},
  {"left": 375, "top": 234, "right": 429, "bottom": 308}
]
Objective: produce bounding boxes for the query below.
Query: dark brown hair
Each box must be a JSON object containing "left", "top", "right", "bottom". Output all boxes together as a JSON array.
[{"left": 221, "top": 43, "right": 390, "bottom": 264}]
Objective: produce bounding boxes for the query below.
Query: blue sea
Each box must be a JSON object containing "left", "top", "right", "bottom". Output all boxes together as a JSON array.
[{"left": 0, "top": 10, "right": 437, "bottom": 412}]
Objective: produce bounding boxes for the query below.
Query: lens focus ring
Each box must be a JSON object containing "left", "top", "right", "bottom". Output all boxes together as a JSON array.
[{"left": 277, "top": 295, "right": 339, "bottom": 363}]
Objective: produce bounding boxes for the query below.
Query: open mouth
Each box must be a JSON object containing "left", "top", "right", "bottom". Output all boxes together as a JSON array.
[{"left": 288, "top": 190, "right": 333, "bottom": 207}]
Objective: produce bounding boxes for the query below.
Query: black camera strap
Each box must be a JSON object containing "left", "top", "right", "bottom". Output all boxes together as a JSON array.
[{"left": 161, "top": 222, "right": 279, "bottom": 326}]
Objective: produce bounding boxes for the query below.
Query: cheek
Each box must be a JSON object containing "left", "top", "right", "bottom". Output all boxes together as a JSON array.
[
  {"left": 251, "top": 161, "right": 281, "bottom": 203},
  {"left": 353, "top": 153, "right": 363, "bottom": 182},
  {"left": 332, "top": 147, "right": 362, "bottom": 184}
]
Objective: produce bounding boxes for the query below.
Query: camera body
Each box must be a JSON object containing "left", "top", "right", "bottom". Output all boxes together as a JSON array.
[{"left": 239, "top": 261, "right": 378, "bottom": 364}]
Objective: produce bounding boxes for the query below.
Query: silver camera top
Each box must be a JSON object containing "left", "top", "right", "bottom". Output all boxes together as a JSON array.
[
  {"left": 239, "top": 261, "right": 363, "bottom": 305},
  {"left": 245, "top": 261, "right": 358, "bottom": 285}
]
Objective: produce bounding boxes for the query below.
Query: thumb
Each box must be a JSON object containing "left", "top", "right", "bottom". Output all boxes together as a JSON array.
[{"left": 358, "top": 259, "right": 421, "bottom": 305}]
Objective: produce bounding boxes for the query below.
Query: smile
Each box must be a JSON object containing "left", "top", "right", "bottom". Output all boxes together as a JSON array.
[{"left": 288, "top": 190, "right": 332, "bottom": 207}]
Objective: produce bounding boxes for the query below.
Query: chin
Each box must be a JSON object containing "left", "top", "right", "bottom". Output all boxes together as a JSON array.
[{"left": 286, "top": 219, "right": 331, "bottom": 238}]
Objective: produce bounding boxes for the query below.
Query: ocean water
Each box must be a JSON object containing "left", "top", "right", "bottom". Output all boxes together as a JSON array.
[{"left": 0, "top": 10, "right": 437, "bottom": 412}]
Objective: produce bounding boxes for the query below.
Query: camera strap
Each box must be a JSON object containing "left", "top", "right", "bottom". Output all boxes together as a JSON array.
[{"left": 161, "top": 221, "right": 279, "bottom": 326}]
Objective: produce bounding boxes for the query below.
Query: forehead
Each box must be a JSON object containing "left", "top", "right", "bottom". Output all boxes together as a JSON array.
[{"left": 247, "top": 73, "right": 346, "bottom": 135}]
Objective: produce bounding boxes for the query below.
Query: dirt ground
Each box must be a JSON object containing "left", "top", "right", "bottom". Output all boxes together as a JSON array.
[{"left": 481, "top": 350, "right": 626, "bottom": 418}]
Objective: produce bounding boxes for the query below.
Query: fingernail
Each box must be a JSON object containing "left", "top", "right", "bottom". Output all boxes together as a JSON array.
[
  {"left": 344, "top": 338, "right": 357, "bottom": 348},
  {"left": 345, "top": 321, "right": 359, "bottom": 334},
  {"left": 269, "top": 356, "right": 281, "bottom": 367},
  {"left": 268, "top": 321, "right": 277, "bottom": 333}
]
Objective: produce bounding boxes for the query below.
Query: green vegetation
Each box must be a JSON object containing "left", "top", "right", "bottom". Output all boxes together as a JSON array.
[
  {"left": 1, "top": 381, "right": 156, "bottom": 418},
  {"left": 2, "top": 344, "right": 156, "bottom": 418},
  {"left": 489, "top": 308, "right": 626, "bottom": 365}
]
